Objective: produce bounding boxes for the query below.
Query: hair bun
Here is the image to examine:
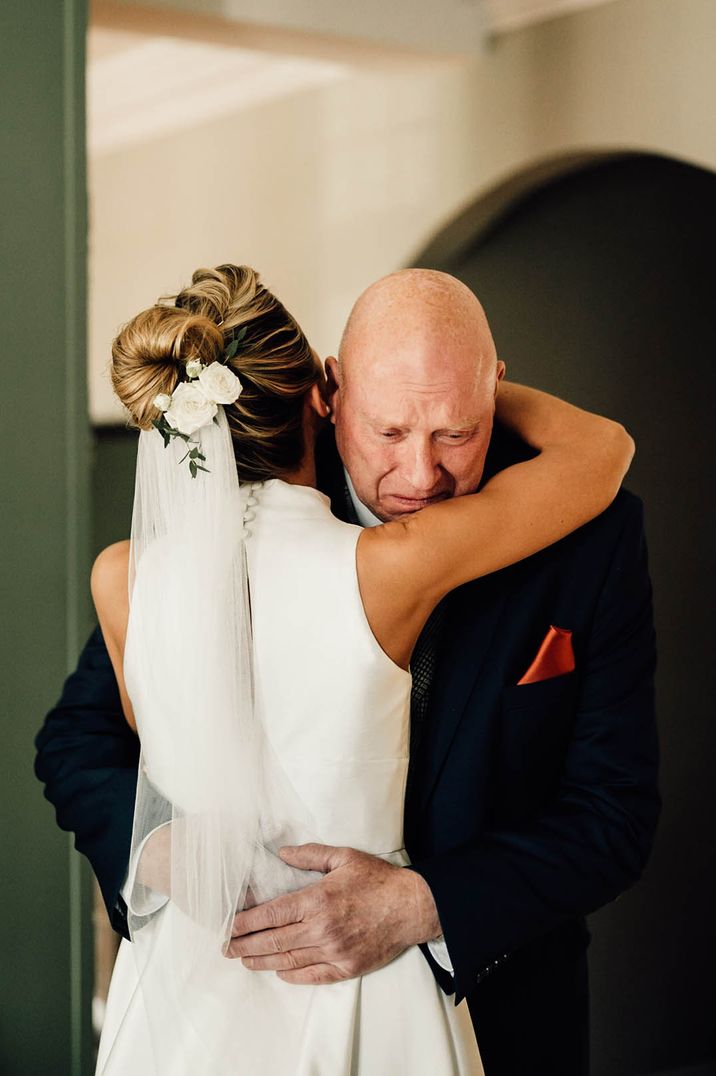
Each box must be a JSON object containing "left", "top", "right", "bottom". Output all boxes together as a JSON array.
[
  {"left": 174, "top": 264, "right": 260, "bottom": 328},
  {"left": 111, "top": 263, "right": 320, "bottom": 485},
  {"left": 112, "top": 306, "right": 223, "bottom": 429}
]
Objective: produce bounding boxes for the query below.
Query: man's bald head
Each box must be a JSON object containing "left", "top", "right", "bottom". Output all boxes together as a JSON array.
[
  {"left": 338, "top": 269, "right": 497, "bottom": 389},
  {"left": 327, "top": 269, "right": 505, "bottom": 522}
]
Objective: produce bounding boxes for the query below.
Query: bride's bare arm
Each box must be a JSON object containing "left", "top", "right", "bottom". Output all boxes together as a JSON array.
[
  {"left": 91, "top": 542, "right": 175, "bottom": 896},
  {"left": 90, "top": 540, "right": 136, "bottom": 731},
  {"left": 358, "top": 382, "right": 634, "bottom": 667}
]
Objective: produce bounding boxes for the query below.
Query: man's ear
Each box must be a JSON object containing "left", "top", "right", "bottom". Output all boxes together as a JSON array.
[
  {"left": 307, "top": 382, "right": 331, "bottom": 420},
  {"left": 495, "top": 360, "right": 506, "bottom": 393},
  {"left": 324, "top": 357, "right": 341, "bottom": 424}
]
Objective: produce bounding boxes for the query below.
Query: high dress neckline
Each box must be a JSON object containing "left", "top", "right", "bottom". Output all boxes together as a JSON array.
[{"left": 241, "top": 478, "right": 333, "bottom": 515}]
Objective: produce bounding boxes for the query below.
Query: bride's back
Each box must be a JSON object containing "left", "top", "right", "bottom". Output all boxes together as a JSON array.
[{"left": 246, "top": 478, "right": 411, "bottom": 855}]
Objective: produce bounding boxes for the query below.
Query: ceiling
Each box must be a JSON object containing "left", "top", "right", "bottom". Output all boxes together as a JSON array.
[
  {"left": 88, "top": 26, "right": 349, "bottom": 156},
  {"left": 94, "top": 0, "right": 622, "bottom": 54},
  {"left": 88, "top": 0, "right": 621, "bottom": 155}
]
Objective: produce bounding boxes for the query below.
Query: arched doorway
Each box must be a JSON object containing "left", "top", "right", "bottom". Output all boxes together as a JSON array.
[{"left": 414, "top": 153, "right": 716, "bottom": 1076}]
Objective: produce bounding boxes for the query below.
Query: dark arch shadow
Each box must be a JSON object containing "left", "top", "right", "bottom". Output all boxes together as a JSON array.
[{"left": 413, "top": 153, "right": 716, "bottom": 1076}]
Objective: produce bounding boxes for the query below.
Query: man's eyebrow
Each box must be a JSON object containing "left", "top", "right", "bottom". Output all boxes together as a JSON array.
[
  {"left": 433, "top": 421, "right": 482, "bottom": 434},
  {"left": 365, "top": 417, "right": 482, "bottom": 432},
  {"left": 364, "top": 415, "right": 403, "bottom": 428}
]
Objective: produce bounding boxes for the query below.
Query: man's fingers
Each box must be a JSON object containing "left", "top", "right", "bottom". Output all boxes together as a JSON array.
[
  {"left": 240, "top": 947, "right": 326, "bottom": 972},
  {"left": 231, "top": 891, "right": 304, "bottom": 938},
  {"left": 278, "top": 843, "right": 345, "bottom": 873},
  {"left": 276, "top": 963, "right": 344, "bottom": 986},
  {"left": 226, "top": 923, "right": 313, "bottom": 959}
]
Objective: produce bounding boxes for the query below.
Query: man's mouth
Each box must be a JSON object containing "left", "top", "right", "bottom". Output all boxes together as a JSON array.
[{"left": 384, "top": 492, "right": 452, "bottom": 512}]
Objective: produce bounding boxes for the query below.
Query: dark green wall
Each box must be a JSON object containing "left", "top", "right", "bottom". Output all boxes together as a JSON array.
[
  {"left": 92, "top": 428, "right": 137, "bottom": 555},
  {"left": 417, "top": 154, "right": 716, "bottom": 1076},
  {"left": 0, "top": 2, "right": 92, "bottom": 1073}
]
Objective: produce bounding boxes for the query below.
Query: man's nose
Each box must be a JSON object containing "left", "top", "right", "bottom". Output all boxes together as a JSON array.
[{"left": 400, "top": 441, "right": 440, "bottom": 493}]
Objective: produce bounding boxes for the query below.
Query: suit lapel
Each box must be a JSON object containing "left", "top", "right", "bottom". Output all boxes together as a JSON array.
[
  {"left": 315, "top": 427, "right": 357, "bottom": 523},
  {"left": 409, "top": 571, "right": 510, "bottom": 819}
]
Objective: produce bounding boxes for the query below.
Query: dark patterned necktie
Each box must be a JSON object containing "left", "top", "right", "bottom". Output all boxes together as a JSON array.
[{"left": 409, "top": 602, "right": 446, "bottom": 757}]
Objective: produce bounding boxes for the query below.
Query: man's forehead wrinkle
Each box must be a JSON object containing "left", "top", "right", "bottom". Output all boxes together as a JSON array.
[
  {"left": 364, "top": 412, "right": 482, "bottom": 429},
  {"left": 352, "top": 356, "right": 484, "bottom": 397}
]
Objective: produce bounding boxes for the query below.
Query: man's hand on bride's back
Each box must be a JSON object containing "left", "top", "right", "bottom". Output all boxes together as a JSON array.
[{"left": 226, "top": 844, "right": 442, "bottom": 984}]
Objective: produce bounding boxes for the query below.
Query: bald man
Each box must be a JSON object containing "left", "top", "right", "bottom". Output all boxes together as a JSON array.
[
  {"left": 36, "top": 271, "right": 659, "bottom": 1075},
  {"left": 332, "top": 271, "right": 504, "bottom": 519}
]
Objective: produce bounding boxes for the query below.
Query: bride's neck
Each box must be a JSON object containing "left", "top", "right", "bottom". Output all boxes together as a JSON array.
[
  {"left": 277, "top": 408, "right": 321, "bottom": 488},
  {"left": 280, "top": 445, "right": 317, "bottom": 489}
]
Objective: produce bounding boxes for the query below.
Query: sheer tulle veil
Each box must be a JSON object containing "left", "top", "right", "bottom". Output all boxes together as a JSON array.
[{"left": 100, "top": 408, "right": 320, "bottom": 1072}]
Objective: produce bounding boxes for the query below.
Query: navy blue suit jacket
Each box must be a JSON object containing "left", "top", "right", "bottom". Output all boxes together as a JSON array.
[{"left": 35, "top": 426, "right": 659, "bottom": 1076}]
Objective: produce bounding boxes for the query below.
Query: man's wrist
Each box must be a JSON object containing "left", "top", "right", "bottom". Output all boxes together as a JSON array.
[{"left": 400, "top": 865, "right": 442, "bottom": 946}]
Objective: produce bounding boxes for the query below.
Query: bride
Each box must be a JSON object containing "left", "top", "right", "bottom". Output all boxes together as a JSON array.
[{"left": 91, "top": 264, "right": 633, "bottom": 1074}]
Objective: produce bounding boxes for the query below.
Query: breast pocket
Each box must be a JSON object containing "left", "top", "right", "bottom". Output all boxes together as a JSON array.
[
  {"left": 501, "top": 670, "right": 579, "bottom": 713},
  {"left": 496, "top": 671, "right": 579, "bottom": 818}
]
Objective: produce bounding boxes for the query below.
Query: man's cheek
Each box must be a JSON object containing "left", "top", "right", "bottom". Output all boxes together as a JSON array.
[
  {"left": 364, "top": 444, "right": 392, "bottom": 478},
  {"left": 452, "top": 453, "right": 488, "bottom": 493}
]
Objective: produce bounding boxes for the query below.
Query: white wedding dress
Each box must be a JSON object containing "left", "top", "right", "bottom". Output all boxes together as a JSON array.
[{"left": 97, "top": 478, "right": 483, "bottom": 1075}]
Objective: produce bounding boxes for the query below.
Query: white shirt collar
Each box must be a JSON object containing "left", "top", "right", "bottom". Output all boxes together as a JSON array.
[{"left": 344, "top": 469, "right": 382, "bottom": 528}]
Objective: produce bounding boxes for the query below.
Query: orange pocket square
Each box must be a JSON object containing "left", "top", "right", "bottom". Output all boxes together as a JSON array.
[{"left": 517, "top": 625, "right": 575, "bottom": 685}]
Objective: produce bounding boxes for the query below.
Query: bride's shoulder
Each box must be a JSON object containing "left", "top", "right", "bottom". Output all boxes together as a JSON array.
[
  {"left": 90, "top": 541, "right": 130, "bottom": 627},
  {"left": 90, "top": 541, "right": 136, "bottom": 729},
  {"left": 91, "top": 540, "right": 130, "bottom": 588}
]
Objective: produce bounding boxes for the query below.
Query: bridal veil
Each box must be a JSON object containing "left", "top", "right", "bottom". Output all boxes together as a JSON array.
[{"left": 101, "top": 409, "right": 319, "bottom": 1071}]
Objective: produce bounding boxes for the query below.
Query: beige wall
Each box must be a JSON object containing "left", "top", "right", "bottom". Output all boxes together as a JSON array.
[{"left": 90, "top": 0, "right": 716, "bottom": 422}]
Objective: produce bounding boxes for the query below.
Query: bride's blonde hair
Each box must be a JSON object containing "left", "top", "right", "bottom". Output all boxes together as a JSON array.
[{"left": 111, "top": 264, "right": 320, "bottom": 482}]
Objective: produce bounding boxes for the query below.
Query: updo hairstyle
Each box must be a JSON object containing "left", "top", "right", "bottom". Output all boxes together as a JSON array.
[{"left": 111, "top": 264, "right": 320, "bottom": 482}]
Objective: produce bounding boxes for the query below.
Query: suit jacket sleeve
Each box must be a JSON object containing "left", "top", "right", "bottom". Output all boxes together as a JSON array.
[
  {"left": 410, "top": 495, "right": 660, "bottom": 1002},
  {"left": 35, "top": 626, "right": 138, "bottom": 938}
]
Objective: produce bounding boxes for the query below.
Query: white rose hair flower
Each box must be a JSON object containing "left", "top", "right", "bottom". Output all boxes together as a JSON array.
[
  {"left": 153, "top": 393, "right": 172, "bottom": 412},
  {"left": 151, "top": 323, "right": 247, "bottom": 478},
  {"left": 198, "top": 361, "right": 243, "bottom": 406},
  {"left": 164, "top": 382, "right": 219, "bottom": 436}
]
